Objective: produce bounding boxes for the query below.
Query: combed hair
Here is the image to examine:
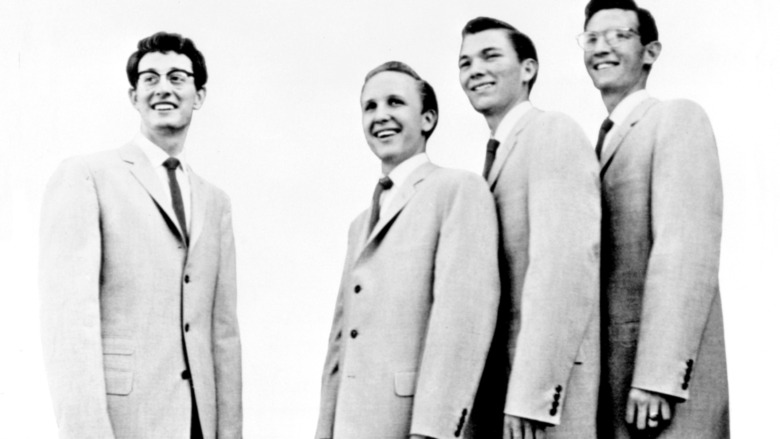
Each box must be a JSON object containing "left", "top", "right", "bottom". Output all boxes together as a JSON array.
[
  {"left": 461, "top": 16, "right": 538, "bottom": 91},
  {"left": 126, "top": 31, "right": 208, "bottom": 90},
  {"left": 584, "top": 0, "right": 659, "bottom": 45},
  {"left": 363, "top": 61, "right": 439, "bottom": 139}
]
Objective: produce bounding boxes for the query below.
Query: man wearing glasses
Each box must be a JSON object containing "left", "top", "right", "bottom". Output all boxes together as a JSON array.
[
  {"left": 40, "top": 32, "right": 242, "bottom": 439},
  {"left": 579, "top": 1, "right": 729, "bottom": 437}
]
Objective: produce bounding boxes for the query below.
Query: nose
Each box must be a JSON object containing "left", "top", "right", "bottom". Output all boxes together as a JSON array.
[
  {"left": 591, "top": 33, "right": 612, "bottom": 55},
  {"left": 467, "top": 58, "right": 487, "bottom": 79},
  {"left": 153, "top": 76, "right": 174, "bottom": 95}
]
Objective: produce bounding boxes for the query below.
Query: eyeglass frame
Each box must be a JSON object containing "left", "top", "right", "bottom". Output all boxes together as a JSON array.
[
  {"left": 576, "top": 28, "right": 641, "bottom": 51},
  {"left": 136, "top": 69, "right": 195, "bottom": 88}
]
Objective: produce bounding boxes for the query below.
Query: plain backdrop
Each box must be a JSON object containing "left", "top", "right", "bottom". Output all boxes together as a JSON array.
[{"left": 1, "top": 0, "right": 778, "bottom": 437}]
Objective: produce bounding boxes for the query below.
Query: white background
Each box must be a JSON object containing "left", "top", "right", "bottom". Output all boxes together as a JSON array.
[{"left": 1, "top": 0, "right": 778, "bottom": 437}]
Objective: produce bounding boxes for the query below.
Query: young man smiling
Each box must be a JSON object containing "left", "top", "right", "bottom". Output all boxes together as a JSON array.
[
  {"left": 316, "top": 61, "right": 500, "bottom": 439},
  {"left": 580, "top": 1, "right": 729, "bottom": 437},
  {"left": 40, "top": 32, "right": 242, "bottom": 439},
  {"left": 458, "top": 17, "right": 602, "bottom": 439}
]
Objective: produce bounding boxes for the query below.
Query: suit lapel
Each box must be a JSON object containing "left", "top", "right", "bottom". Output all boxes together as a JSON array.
[
  {"left": 600, "top": 98, "right": 659, "bottom": 178},
  {"left": 360, "top": 162, "right": 437, "bottom": 255},
  {"left": 120, "top": 142, "right": 187, "bottom": 245},
  {"left": 487, "top": 108, "right": 540, "bottom": 187},
  {"left": 187, "top": 167, "right": 207, "bottom": 250}
]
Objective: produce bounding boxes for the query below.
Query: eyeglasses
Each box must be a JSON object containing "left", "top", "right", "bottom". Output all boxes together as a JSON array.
[
  {"left": 576, "top": 28, "right": 640, "bottom": 51},
  {"left": 137, "top": 70, "right": 194, "bottom": 88}
]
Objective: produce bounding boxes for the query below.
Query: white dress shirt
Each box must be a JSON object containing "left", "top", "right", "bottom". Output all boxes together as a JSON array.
[
  {"left": 604, "top": 89, "right": 651, "bottom": 148},
  {"left": 490, "top": 100, "right": 534, "bottom": 167},
  {"left": 379, "top": 153, "right": 430, "bottom": 219},
  {"left": 135, "top": 133, "right": 192, "bottom": 229}
]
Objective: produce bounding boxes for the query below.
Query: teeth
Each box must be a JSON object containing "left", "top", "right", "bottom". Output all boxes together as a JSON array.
[
  {"left": 596, "top": 63, "right": 616, "bottom": 70},
  {"left": 155, "top": 104, "right": 174, "bottom": 110},
  {"left": 473, "top": 83, "right": 493, "bottom": 91},
  {"left": 376, "top": 130, "right": 397, "bottom": 138}
]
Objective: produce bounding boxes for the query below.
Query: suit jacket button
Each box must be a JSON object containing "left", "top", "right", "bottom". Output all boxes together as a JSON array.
[
  {"left": 682, "top": 383, "right": 689, "bottom": 390},
  {"left": 555, "top": 385, "right": 563, "bottom": 392},
  {"left": 553, "top": 393, "right": 561, "bottom": 401},
  {"left": 552, "top": 400, "right": 559, "bottom": 409},
  {"left": 354, "top": 285, "right": 361, "bottom": 293},
  {"left": 181, "top": 370, "right": 191, "bottom": 380},
  {"left": 350, "top": 329, "right": 358, "bottom": 338},
  {"left": 184, "top": 275, "right": 190, "bottom": 283},
  {"left": 549, "top": 407, "right": 557, "bottom": 416},
  {"left": 185, "top": 323, "right": 190, "bottom": 332}
]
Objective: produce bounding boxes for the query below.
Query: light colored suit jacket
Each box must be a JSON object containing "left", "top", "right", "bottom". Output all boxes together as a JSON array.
[
  {"left": 469, "top": 109, "right": 601, "bottom": 438},
  {"left": 316, "top": 163, "right": 500, "bottom": 439},
  {"left": 598, "top": 98, "right": 729, "bottom": 438},
  {"left": 40, "top": 141, "right": 242, "bottom": 439}
]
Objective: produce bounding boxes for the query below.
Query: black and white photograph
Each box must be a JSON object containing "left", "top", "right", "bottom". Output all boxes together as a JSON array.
[{"left": 1, "top": 0, "right": 777, "bottom": 437}]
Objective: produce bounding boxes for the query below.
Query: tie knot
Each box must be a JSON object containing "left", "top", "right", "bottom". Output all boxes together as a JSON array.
[
  {"left": 163, "top": 157, "right": 181, "bottom": 171},
  {"left": 486, "top": 138, "right": 500, "bottom": 153},
  {"left": 600, "top": 118, "right": 614, "bottom": 134},
  {"left": 378, "top": 176, "right": 393, "bottom": 190}
]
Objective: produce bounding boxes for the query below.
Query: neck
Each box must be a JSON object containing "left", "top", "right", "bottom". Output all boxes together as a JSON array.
[
  {"left": 484, "top": 97, "right": 528, "bottom": 135},
  {"left": 601, "top": 82, "right": 647, "bottom": 115},
  {"left": 141, "top": 125, "right": 189, "bottom": 156}
]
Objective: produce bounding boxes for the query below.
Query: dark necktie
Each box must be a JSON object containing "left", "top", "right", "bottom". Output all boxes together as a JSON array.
[
  {"left": 162, "top": 157, "right": 188, "bottom": 244},
  {"left": 595, "top": 118, "right": 614, "bottom": 160},
  {"left": 482, "top": 138, "right": 500, "bottom": 180},
  {"left": 368, "top": 176, "right": 394, "bottom": 232}
]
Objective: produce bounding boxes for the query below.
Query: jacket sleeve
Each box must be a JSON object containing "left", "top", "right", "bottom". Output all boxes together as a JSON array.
[
  {"left": 410, "top": 174, "right": 501, "bottom": 439},
  {"left": 213, "top": 196, "right": 243, "bottom": 437},
  {"left": 314, "top": 222, "right": 356, "bottom": 439},
  {"left": 503, "top": 114, "right": 602, "bottom": 425},
  {"left": 631, "top": 100, "right": 723, "bottom": 400},
  {"left": 39, "top": 157, "right": 116, "bottom": 438}
]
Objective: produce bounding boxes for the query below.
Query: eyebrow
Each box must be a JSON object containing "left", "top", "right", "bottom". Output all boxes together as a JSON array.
[
  {"left": 138, "top": 68, "right": 193, "bottom": 75},
  {"left": 459, "top": 46, "right": 501, "bottom": 61}
]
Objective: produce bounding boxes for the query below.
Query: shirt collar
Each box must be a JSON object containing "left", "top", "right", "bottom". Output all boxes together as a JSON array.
[
  {"left": 609, "top": 89, "right": 650, "bottom": 126},
  {"left": 385, "top": 153, "right": 430, "bottom": 187},
  {"left": 134, "top": 133, "right": 188, "bottom": 171},
  {"left": 493, "top": 100, "right": 534, "bottom": 144}
]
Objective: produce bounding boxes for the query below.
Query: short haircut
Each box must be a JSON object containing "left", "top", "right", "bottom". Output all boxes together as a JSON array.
[
  {"left": 363, "top": 61, "right": 439, "bottom": 139},
  {"left": 461, "top": 16, "right": 539, "bottom": 91},
  {"left": 584, "top": 0, "right": 659, "bottom": 45},
  {"left": 126, "top": 32, "right": 208, "bottom": 90}
]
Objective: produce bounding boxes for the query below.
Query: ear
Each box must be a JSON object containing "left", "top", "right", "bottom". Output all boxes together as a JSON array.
[
  {"left": 421, "top": 109, "right": 437, "bottom": 134},
  {"left": 193, "top": 87, "right": 207, "bottom": 110},
  {"left": 520, "top": 58, "right": 538, "bottom": 86},
  {"left": 128, "top": 87, "right": 138, "bottom": 107},
  {"left": 642, "top": 41, "right": 662, "bottom": 67}
]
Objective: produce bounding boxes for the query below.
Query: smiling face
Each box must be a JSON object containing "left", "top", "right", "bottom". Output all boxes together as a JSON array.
[
  {"left": 459, "top": 29, "right": 535, "bottom": 129},
  {"left": 584, "top": 9, "right": 660, "bottom": 105},
  {"left": 361, "top": 71, "right": 435, "bottom": 174},
  {"left": 129, "top": 51, "right": 206, "bottom": 140}
]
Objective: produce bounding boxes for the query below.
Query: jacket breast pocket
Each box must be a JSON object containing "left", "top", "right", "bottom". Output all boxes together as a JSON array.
[
  {"left": 102, "top": 338, "right": 134, "bottom": 396},
  {"left": 394, "top": 371, "right": 417, "bottom": 397}
]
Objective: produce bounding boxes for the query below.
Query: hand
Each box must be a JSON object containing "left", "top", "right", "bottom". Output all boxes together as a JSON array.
[
  {"left": 503, "top": 415, "right": 548, "bottom": 439},
  {"left": 625, "top": 387, "right": 675, "bottom": 431}
]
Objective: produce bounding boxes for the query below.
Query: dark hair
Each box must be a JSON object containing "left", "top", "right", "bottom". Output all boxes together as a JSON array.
[
  {"left": 584, "top": 0, "right": 659, "bottom": 45},
  {"left": 127, "top": 32, "right": 208, "bottom": 90},
  {"left": 461, "top": 16, "right": 538, "bottom": 91},
  {"left": 363, "top": 61, "right": 439, "bottom": 139}
]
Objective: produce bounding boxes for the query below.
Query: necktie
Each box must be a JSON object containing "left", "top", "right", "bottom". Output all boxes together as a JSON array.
[
  {"left": 595, "top": 118, "right": 614, "bottom": 160},
  {"left": 368, "top": 176, "right": 394, "bottom": 232},
  {"left": 162, "top": 157, "right": 188, "bottom": 244},
  {"left": 482, "top": 138, "right": 500, "bottom": 180}
]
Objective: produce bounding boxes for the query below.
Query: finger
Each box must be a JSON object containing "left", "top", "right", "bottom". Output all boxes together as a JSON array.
[
  {"left": 503, "top": 417, "right": 513, "bottom": 439},
  {"left": 523, "top": 419, "right": 534, "bottom": 439},
  {"left": 661, "top": 398, "right": 672, "bottom": 421},
  {"left": 636, "top": 399, "right": 648, "bottom": 430},
  {"left": 625, "top": 399, "right": 637, "bottom": 425},
  {"left": 647, "top": 398, "right": 661, "bottom": 428}
]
